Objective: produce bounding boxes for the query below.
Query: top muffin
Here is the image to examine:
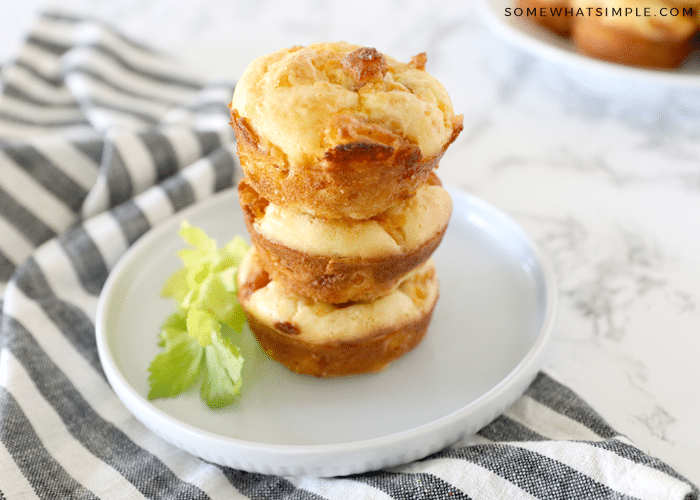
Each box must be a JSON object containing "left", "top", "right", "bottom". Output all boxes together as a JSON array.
[{"left": 230, "top": 42, "right": 462, "bottom": 220}]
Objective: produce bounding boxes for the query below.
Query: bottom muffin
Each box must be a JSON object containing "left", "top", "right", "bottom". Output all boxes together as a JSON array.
[{"left": 237, "top": 246, "right": 439, "bottom": 377}]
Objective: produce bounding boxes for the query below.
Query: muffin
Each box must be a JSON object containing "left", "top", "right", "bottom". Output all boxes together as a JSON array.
[
  {"left": 230, "top": 42, "right": 463, "bottom": 220},
  {"left": 231, "top": 42, "right": 460, "bottom": 377},
  {"left": 516, "top": 0, "right": 698, "bottom": 69},
  {"left": 516, "top": 0, "right": 573, "bottom": 36},
  {"left": 571, "top": 0, "right": 696, "bottom": 68},
  {"left": 237, "top": 247, "right": 439, "bottom": 377},
  {"left": 238, "top": 173, "right": 451, "bottom": 303}
]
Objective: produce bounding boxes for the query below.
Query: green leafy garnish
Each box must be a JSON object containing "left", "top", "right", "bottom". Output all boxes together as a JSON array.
[{"left": 148, "top": 221, "right": 249, "bottom": 409}]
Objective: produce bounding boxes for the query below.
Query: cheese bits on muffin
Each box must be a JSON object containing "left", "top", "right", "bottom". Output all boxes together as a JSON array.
[
  {"left": 230, "top": 42, "right": 461, "bottom": 377},
  {"left": 230, "top": 41, "right": 463, "bottom": 220},
  {"left": 238, "top": 173, "right": 451, "bottom": 304}
]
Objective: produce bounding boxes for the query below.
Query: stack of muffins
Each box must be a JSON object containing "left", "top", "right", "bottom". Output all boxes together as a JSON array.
[{"left": 230, "top": 42, "right": 463, "bottom": 377}]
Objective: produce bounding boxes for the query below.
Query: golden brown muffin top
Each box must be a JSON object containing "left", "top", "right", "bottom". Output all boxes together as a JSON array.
[{"left": 231, "top": 41, "right": 459, "bottom": 166}]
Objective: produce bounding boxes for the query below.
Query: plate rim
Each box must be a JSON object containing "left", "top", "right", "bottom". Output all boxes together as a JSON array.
[
  {"left": 95, "top": 185, "right": 558, "bottom": 474},
  {"left": 475, "top": 0, "right": 700, "bottom": 88}
]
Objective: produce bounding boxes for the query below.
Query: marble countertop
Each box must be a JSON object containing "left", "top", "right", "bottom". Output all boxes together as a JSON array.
[{"left": 3, "top": 0, "right": 699, "bottom": 487}]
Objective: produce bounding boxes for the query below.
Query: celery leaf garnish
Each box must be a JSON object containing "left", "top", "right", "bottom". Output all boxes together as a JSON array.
[{"left": 147, "top": 221, "right": 249, "bottom": 409}]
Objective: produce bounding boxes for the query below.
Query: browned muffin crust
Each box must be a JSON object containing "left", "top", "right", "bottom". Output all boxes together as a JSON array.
[
  {"left": 237, "top": 175, "right": 450, "bottom": 303},
  {"left": 238, "top": 253, "right": 438, "bottom": 377},
  {"left": 244, "top": 306, "right": 434, "bottom": 377},
  {"left": 516, "top": 0, "right": 573, "bottom": 36},
  {"left": 516, "top": 0, "right": 698, "bottom": 69},
  {"left": 230, "top": 108, "right": 462, "bottom": 221},
  {"left": 572, "top": 11, "right": 695, "bottom": 69}
]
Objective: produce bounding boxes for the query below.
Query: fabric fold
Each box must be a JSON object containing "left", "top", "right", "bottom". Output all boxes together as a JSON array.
[{"left": 0, "top": 10, "right": 235, "bottom": 289}]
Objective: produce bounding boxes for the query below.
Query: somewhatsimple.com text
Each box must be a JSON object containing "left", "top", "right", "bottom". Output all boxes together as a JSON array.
[{"left": 504, "top": 6, "right": 693, "bottom": 17}]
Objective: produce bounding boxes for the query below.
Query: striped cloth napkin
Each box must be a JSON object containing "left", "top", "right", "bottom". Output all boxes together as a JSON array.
[{"left": 0, "top": 10, "right": 697, "bottom": 500}]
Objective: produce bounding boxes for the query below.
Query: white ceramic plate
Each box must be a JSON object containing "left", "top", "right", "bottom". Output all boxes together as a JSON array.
[
  {"left": 476, "top": 0, "right": 700, "bottom": 87},
  {"left": 96, "top": 186, "right": 557, "bottom": 477}
]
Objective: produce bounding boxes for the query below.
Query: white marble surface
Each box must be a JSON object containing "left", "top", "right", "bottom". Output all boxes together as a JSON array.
[{"left": 3, "top": 0, "right": 699, "bottom": 486}]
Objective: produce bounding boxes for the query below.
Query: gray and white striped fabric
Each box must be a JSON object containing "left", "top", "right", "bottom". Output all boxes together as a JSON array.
[{"left": 0, "top": 10, "right": 697, "bottom": 500}]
